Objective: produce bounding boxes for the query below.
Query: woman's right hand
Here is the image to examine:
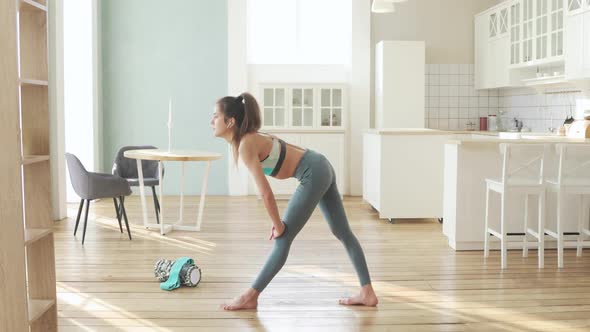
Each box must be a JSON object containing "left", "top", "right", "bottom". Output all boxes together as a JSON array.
[{"left": 269, "top": 222, "right": 286, "bottom": 240}]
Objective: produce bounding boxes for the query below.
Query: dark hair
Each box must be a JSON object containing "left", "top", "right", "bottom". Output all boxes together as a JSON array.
[{"left": 217, "top": 92, "right": 261, "bottom": 164}]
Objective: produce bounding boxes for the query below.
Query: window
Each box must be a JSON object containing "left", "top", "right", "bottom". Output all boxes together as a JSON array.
[{"left": 247, "top": 0, "right": 351, "bottom": 64}]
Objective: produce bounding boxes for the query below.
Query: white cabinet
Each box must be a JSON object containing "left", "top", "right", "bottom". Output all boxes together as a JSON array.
[
  {"left": 549, "top": 0, "right": 565, "bottom": 58},
  {"left": 374, "top": 40, "right": 425, "bottom": 128},
  {"left": 363, "top": 131, "right": 450, "bottom": 220},
  {"left": 522, "top": 0, "right": 535, "bottom": 63},
  {"left": 510, "top": 1, "right": 522, "bottom": 65},
  {"left": 248, "top": 131, "right": 346, "bottom": 198},
  {"left": 475, "top": 0, "right": 564, "bottom": 89},
  {"left": 475, "top": 14, "right": 491, "bottom": 89},
  {"left": 517, "top": 0, "right": 564, "bottom": 65},
  {"left": 262, "top": 87, "right": 287, "bottom": 127},
  {"left": 476, "top": 2, "right": 524, "bottom": 89},
  {"left": 565, "top": 1, "right": 590, "bottom": 80},
  {"left": 260, "top": 84, "right": 346, "bottom": 130},
  {"left": 319, "top": 88, "right": 344, "bottom": 127}
]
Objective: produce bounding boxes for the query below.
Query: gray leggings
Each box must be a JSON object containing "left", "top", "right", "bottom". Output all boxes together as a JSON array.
[{"left": 252, "top": 149, "right": 372, "bottom": 292}]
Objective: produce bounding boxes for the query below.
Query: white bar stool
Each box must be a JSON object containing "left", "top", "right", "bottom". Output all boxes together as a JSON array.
[
  {"left": 545, "top": 144, "right": 590, "bottom": 268},
  {"left": 484, "top": 143, "right": 548, "bottom": 269}
]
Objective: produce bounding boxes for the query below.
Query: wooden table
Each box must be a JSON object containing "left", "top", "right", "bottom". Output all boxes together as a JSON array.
[{"left": 124, "top": 149, "right": 222, "bottom": 235}]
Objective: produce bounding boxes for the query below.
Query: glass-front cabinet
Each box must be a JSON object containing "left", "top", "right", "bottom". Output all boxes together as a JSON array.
[
  {"left": 291, "top": 88, "right": 314, "bottom": 127},
  {"left": 522, "top": 0, "right": 535, "bottom": 63},
  {"left": 511, "top": 0, "right": 566, "bottom": 66},
  {"left": 489, "top": 6, "right": 509, "bottom": 39},
  {"left": 565, "top": 0, "right": 590, "bottom": 13},
  {"left": 550, "top": 0, "right": 564, "bottom": 57},
  {"left": 260, "top": 84, "right": 346, "bottom": 129},
  {"left": 567, "top": 0, "right": 583, "bottom": 12},
  {"left": 511, "top": 1, "right": 522, "bottom": 65},
  {"left": 535, "top": 0, "right": 549, "bottom": 60},
  {"left": 262, "top": 87, "right": 286, "bottom": 127},
  {"left": 320, "top": 88, "right": 343, "bottom": 127}
]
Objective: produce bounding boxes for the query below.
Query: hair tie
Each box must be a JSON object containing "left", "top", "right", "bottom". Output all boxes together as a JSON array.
[{"left": 235, "top": 95, "right": 244, "bottom": 105}]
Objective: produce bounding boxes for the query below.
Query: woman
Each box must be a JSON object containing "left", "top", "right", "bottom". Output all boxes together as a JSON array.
[{"left": 211, "top": 92, "right": 378, "bottom": 310}]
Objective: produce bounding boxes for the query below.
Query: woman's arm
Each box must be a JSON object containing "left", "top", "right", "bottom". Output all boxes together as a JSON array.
[{"left": 239, "top": 138, "right": 283, "bottom": 229}]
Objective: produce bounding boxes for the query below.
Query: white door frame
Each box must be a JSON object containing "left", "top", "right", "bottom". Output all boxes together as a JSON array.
[{"left": 49, "top": 0, "right": 101, "bottom": 219}]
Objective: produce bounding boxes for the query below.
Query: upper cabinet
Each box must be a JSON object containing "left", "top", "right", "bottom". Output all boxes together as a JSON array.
[
  {"left": 259, "top": 84, "right": 347, "bottom": 130},
  {"left": 475, "top": 1, "right": 526, "bottom": 89},
  {"left": 565, "top": 0, "right": 590, "bottom": 82},
  {"left": 511, "top": 1, "right": 522, "bottom": 65},
  {"left": 550, "top": 0, "right": 565, "bottom": 58},
  {"left": 474, "top": 0, "right": 588, "bottom": 90},
  {"left": 567, "top": 0, "right": 586, "bottom": 13},
  {"left": 513, "top": 0, "right": 564, "bottom": 67}
]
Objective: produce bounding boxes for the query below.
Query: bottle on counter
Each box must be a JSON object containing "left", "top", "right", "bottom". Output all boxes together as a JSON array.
[
  {"left": 479, "top": 117, "right": 488, "bottom": 131},
  {"left": 487, "top": 115, "right": 498, "bottom": 131}
]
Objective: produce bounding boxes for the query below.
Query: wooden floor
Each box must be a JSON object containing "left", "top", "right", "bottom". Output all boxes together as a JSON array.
[{"left": 54, "top": 195, "right": 590, "bottom": 332}]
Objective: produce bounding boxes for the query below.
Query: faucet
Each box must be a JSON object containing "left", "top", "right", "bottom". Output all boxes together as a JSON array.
[{"left": 513, "top": 117, "right": 523, "bottom": 132}]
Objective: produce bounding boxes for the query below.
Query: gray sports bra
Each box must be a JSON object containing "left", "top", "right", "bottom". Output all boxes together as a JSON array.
[{"left": 259, "top": 134, "right": 286, "bottom": 177}]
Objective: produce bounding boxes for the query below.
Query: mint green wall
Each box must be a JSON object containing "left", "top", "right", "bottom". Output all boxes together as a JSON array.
[{"left": 101, "top": 0, "right": 228, "bottom": 195}]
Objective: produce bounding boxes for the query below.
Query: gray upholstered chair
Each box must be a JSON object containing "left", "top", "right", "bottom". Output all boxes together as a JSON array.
[
  {"left": 112, "top": 145, "right": 163, "bottom": 224},
  {"left": 65, "top": 153, "right": 132, "bottom": 244}
]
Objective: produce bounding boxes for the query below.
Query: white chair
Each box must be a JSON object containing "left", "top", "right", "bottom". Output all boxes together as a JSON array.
[
  {"left": 484, "top": 143, "right": 548, "bottom": 269},
  {"left": 545, "top": 144, "right": 590, "bottom": 268}
]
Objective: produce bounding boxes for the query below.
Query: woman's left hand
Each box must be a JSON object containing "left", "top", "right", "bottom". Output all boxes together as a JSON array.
[{"left": 269, "top": 222, "right": 286, "bottom": 240}]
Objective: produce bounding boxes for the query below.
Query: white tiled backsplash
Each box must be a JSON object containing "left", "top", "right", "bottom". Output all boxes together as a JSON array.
[{"left": 425, "top": 64, "right": 590, "bottom": 132}]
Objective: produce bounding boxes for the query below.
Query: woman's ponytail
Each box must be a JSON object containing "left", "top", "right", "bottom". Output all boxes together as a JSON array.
[{"left": 217, "top": 92, "right": 261, "bottom": 164}]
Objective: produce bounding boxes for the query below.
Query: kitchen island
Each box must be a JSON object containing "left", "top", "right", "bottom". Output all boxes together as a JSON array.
[
  {"left": 443, "top": 133, "right": 590, "bottom": 250},
  {"left": 363, "top": 129, "right": 494, "bottom": 221}
]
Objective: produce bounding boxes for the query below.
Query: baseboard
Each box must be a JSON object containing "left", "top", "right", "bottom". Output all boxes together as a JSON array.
[{"left": 450, "top": 238, "right": 590, "bottom": 251}]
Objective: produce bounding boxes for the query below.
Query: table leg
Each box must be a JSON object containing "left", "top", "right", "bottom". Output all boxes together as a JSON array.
[
  {"left": 158, "top": 161, "right": 165, "bottom": 235},
  {"left": 179, "top": 161, "right": 185, "bottom": 224},
  {"left": 136, "top": 159, "right": 149, "bottom": 229},
  {"left": 196, "top": 161, "right": 211, "bottom": 231}
]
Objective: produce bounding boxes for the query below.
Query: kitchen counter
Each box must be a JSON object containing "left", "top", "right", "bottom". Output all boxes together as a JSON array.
[
  {"left": 365, "top": 128, "right": 497, "bottom": 135},
  {"left": 447, "top": 133, "right": 590, "bottom": 144},
  {"left": 362, "top": 128, "right": 590, "bottom": 250},
  {"left": 443, "top": 135, "right": 589, "bottom": 250}
]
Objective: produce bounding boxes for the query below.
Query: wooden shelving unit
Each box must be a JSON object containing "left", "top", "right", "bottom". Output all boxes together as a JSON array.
[
  {"left": 1, "top": 0, "right": 58, "bottom": 330},
  {"left": 22, "top": 155, "right": 50, "bottom": 165}
]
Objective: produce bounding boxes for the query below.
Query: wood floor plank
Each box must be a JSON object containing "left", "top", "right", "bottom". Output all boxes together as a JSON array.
[{"left": 55, "top": 196, "right": 590, "bottom": 331}]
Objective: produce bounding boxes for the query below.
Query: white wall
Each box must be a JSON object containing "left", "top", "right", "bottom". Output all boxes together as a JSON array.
[
  {"left": 227, "top": 0, "right": 370, "bottom": 196},
  {"left": 371, "top": 0, "right": 499, "bottom": 64},
  {"left": 370, "top": 0, "right": 499, "bottom": 128},
  {"left": 425, "top": 63, "right": 500, "bottom": 130}
]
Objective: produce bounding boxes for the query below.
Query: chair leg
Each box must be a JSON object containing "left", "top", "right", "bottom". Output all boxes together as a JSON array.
[
  {"left": 538, "top": 190, "right": 545, "bottom": 268},
  {"left": 557, "top": 192, "right": 564, "bottom": 268},
  {"left": 484, "top": 185, "right": 490, "bottom": 258},
  {"left": 577, "top": 194, "right": 584, "bottom": 257},
  {"left": 501, "top": 191, "right": 507, "bottom": 269},
  {"left": 523, "top": 194, "right": 529, "bottom": 258},
  {"left": 152, "top": 186, "right": 160, "bottom": 224},
  {"left": 74, "top": 199, "right": 84, "bottom": 236},
  {"left": 119, "top": 196, "right": 132, "bottom": 240},
  {"left": 82, "top": 199, "right": 90, "bottom": 245},
  {"left": 113, "top": 197, "right": 123, "bottom": 233}
]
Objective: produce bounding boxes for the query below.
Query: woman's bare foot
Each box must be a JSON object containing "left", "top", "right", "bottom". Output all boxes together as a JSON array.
[
  {"left": 339, "top": 284, "right": 378, "bottom": 307},
  {"left": 221, "top": 288, "right": 260, "bottom": 311}
]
